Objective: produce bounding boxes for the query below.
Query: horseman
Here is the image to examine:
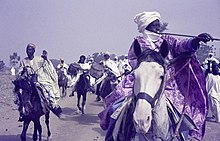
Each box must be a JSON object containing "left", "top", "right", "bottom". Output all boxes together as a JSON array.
[
  {"left": 103, "top": 52, "right": 121, "bottom": 81},
  {"left": 16, "top": 43, "right": 63, "bottom": 121},
  {"left": 99, "top": 11, "right": 212, "bottom": 141},
  {"left": 68, "top": 55, "right": 91, "bottom": 97},
  {"left": 78, "top": 55, "right": 91, "bottom": 70},
  {"left": 57, "top": 58, "right": 69, "bottom": 76}
]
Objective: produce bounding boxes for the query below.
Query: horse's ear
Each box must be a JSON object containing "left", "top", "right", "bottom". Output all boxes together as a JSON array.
[
  {"left": 133, "top": 39, "right": 142, "bottom": 57},
  {"left": 12, "top": 80, "right": 17, "bottom": 86}
]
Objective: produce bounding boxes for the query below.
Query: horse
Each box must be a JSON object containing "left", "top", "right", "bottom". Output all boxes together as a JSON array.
[
  {"left": 104, "top": 39, "right": 197, "bottom": 141},
  {"left": 57, "top": 69, "right": 68, "bottom": 98},
  {"left": 97, "top": 70, "right": 117, "bottom": 101},
  {"left": 74, "top": 70, "right": 92, "bottom": 114},
  {"left": 12, "top": 66, "right": 51, "bottom": 141}
]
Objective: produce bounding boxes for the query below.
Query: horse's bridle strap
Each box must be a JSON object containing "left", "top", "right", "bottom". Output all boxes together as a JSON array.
[{"left": 136, "top": 92, "right": 155, "bottom": 108}]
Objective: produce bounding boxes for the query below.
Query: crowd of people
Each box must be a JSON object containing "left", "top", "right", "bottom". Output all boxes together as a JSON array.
[{"left": 12, "top": 42, "right": 132, "bottom": 121}]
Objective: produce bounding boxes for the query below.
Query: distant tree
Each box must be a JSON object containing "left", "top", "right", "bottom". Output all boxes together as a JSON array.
[
  {"left": 159, "top": 22, "right": 168, "bottom": 32},
  {"left": 0, "top": 60, "right": 5, "bottom": 71},
  {"left": 10, "top": 52, "right": 20, "bottom": 67}
]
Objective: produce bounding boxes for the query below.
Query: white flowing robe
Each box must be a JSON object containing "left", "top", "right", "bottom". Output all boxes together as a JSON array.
[
  {"left": 206, "top": 73, "right": 220, "bottom": 122},
  {"left": 20, "top": 56, "right": 60, "bottom": 103}
]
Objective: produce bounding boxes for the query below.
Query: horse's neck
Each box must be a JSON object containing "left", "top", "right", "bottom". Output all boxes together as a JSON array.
[{"left": 151, "top": 95, "right": 171, "bottom": 140}]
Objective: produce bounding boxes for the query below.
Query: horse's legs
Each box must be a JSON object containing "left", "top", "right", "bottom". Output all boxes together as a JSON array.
[
  {"left": 32, "top": 118, "right": 42, "bottom": 141},
  {"left": 96, "top": 83, "right": 101, "bottom": 101},
  {"left": 77, "top": 93, "right": 82, "bottom": 111},
  {"left": 81, "top": 93, "right": 87, "bottom": 114},
  {"left": 33, "top": 120, "right": 38, "bottom": 141},
  {"left": 64, "top": 86, "right": 67, "bottom": 97},
  {"left": 45, "top": 111, "right": 52, "bottom": 140},
  {"left": 36, "top": 118, "right": 42, "bottom": 141},
  {"left": 20, "top": 120, "right": 31, "bottom": 141},
  {"left": 62, "top": 86, "right": 66, "bottom": 97}
]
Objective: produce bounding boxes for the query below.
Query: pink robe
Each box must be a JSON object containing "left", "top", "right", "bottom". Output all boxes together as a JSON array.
[{"left": 98, "top": 35, "right": 208, "bottom": 140}]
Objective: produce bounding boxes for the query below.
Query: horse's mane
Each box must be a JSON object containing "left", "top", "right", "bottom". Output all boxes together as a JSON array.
[{"left": 137, "top": 48, "right": 167, "bottom": 68}]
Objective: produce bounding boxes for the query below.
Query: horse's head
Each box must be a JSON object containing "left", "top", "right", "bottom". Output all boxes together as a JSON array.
[
  {"left": 19, "top": 66, "right": 38, "bottom": 82},
  {"left": 132, "top": 39, "right": 167, "bottom": 133}
]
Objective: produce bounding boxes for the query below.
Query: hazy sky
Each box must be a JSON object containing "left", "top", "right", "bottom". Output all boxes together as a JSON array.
[{"left": 1, "top": 0, "right": 220, "bottom": 65}]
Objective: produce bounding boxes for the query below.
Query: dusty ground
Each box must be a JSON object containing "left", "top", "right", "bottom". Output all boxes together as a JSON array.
[{"left": 0, "top": 72, "right": 220, "bottom": 141}]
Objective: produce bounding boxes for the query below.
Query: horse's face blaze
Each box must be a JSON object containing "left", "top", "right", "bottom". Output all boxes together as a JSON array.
[{"left": 133, "top": 48, "right": 166, "bottom": 134}]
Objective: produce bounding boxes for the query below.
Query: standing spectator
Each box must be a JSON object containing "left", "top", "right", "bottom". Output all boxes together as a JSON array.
[
  {"left": 11, "top": 66, "right": 16, "bottom": 76},
  {"left": 206, "top": 61, "right": 220, "bottom": 122}
]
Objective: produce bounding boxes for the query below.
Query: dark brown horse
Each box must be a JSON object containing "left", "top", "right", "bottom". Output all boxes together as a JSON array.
[
  {"left": 98, "top": 70, "right": 117, "bottom": 100},
  {"left": 13, "top": 66, "right": 51, "bottom": 141},
  {"left": 57, "top": 70, "right": 68, "bottom": 98},
  {"left": 74, "top": 70, "right": 92, "bottom": 114}
]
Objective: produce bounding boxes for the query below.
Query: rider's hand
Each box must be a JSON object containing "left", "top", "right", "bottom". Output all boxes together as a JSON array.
[
  {"left": 191, "top": 33, "right": 213, "bottom": 51},
  {"left": 197, "top": 33, "right": 213, "bottom": 43}
]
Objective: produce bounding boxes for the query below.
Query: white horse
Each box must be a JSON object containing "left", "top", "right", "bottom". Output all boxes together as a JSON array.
[
  {"left": 132, "top": 43, "right": 173, "bottom": 140},
  {"left": 106, "top": 40, "right": 196, "bottom": 141},
  {"left": 132, "top": 41, "right": 198, "bottom": 141}
]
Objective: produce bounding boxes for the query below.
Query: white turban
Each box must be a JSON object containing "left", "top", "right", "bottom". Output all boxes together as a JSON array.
[{"left": 134, "top": 11, "right": 161, "bottom": 33}]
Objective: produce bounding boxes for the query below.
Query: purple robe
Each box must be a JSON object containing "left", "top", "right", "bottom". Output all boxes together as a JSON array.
[{"left": 98, "top": 35, "right": 208, "bottom": 140}]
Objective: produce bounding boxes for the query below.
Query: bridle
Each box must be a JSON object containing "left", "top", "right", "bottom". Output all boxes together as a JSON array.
[
  {"left": 135, "top": 49, "right": 194, "bottom": 108},
  {"left": 135, "top": 48, "right": 168, "bottom": 108}
]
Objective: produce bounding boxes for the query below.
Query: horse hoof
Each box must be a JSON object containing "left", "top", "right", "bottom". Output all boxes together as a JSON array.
[
  {"left": 47, "top": 135, "right": 52, "bottom": 141},
  {"left": 58, "top": 114, "right": 66, "bottom": 120},
  {"left": 77, "top": 107, "right": 82, "bottom": 111},
  {"left": 76, "top": 109, "right": 80, "bottom": 114}
]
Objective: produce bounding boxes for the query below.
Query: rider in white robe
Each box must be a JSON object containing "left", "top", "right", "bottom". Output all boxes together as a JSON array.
[{"left": 16, "top": 44, "right": 63, "bottom": 120}]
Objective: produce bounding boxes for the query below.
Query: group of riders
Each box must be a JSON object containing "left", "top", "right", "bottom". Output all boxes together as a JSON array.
[
  {"left": 12, "top": 11, "right": 220, "bottom": 141},
  {"left": 13, "top": 43, "right": 132, "bottom": 121}
]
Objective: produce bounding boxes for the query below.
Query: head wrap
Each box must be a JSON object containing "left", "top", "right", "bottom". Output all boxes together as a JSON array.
[
  {"left": 104, "top": 51, "right": 110, "bottom": 56},
  {"left": 134, "top": 11, "right": 161, "bottom": 33},
  {"left": 27, "top": 43, "right": 36, "bottom": 49},
  {"left": 208, "top": 52, "right": 213, "bottom": 56}
]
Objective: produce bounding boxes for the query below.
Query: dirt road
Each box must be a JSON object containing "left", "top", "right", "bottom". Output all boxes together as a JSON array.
[
  {"left": 0, "top": 72, "right": 106, "bottom": 141},
  {"left": 0, "top": 72, "right": 220, "bottom": 141}
]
